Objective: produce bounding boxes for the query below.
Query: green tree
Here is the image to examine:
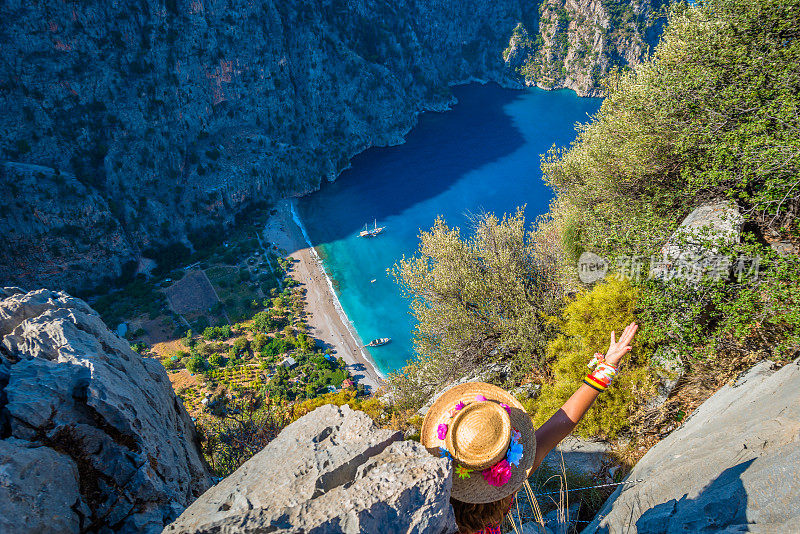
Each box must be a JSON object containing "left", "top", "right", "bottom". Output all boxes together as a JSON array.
[
  {"left": 208, "top": 352, "right": 226, "bottom": 368},
  {"left": 389, "top": 210, "right": 563, "bottom": 409},
  {"left": 186, "top": 354, "right": 207, "bottom": 373}
]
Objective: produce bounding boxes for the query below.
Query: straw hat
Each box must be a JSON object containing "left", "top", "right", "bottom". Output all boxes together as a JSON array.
[{"left": 420, "top": 382, "right": 536, "bottom": 504}]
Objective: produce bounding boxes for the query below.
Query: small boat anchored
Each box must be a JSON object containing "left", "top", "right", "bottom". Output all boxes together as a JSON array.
[
  {"left": 359, "top": 219, "right": 385, "bottom": 238},
  {"left": 365, "top": 337, "right": 391, "bottom": 347}
]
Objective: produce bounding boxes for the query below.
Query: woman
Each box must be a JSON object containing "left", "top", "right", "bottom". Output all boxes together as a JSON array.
[{"left": 420, "top": 322, "right": 639, "bottom": 533}]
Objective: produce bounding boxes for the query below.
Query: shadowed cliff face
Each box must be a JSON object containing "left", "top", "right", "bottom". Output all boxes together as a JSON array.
[{"left": 0, "top": 0, "right": 658, "bottom": 292}]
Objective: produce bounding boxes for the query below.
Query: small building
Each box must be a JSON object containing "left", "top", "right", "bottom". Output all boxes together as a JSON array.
[
  {"left": 341, "top": 379, "right": 353, "bottom": 389},
  {"left": 279, "top": 356, "right": 297, "bottom": 369}
]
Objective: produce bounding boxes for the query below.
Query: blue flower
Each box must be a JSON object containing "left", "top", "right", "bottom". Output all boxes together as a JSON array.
[
  {"left": 506, "top": 438, "right": 524, "bottom": 467},
  {"left": 439, "top": 447, "right": 452, "bottom": 460}
]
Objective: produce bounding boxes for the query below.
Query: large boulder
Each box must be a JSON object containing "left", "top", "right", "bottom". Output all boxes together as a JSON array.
[
  {"left": 166, "top": 404, "right": 457, "bottom": 534},
  {"left": 583, "top": 358, "right": 800, "bottom": 533},
  {"left": 0, "top": 288, "right": 213, "bottom": 533},
  {"left": 650, "top": 201, "right": 744, "bottom": 282}
]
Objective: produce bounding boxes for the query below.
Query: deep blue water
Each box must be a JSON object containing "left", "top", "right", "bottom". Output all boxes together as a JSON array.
[{"left": 296, "top": 83, "right": 601, "bottom": 375}]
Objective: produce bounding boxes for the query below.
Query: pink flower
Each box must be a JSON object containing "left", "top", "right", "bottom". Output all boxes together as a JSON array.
[
  {"left": 500, "top": 403, "right": 511, "bottom": 413},
  {"left": 455, "top": 401, "right": 465, "bottom": 411},
  {"left": 475, "top": 394, "right": 487, "bottom": 402},
  {"left": 437, "top": 423, "right": 448, "bottom": 440},
  {"left": 482, "top": 459, "right": 512, "bottom": 487}
]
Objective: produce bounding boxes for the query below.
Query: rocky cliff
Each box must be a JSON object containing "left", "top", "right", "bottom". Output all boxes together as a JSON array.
[
  {"left": 166, "top": 404, "right": 456, "bottom": 534},
  {"left": 583, "top": 358, "right": 800, "bottom": 533},
  {"left": 0, "top": 288, "right": 213, "bottom": 533},
  {"left": 0, "top": 163, "right": 137, "bottom": 294},
  {"left": 504, "top": 0, "right": 665, "bottom": 96},
  {"left": 0, "top": 0, "right": 659, "bottom": 293}
]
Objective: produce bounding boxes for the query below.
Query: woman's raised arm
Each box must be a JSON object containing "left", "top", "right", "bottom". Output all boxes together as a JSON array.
[{"left": 531, "top": 322, "right": 638, "bottom": 471}]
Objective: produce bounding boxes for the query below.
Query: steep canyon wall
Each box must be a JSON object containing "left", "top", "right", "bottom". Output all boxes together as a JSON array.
[{"left": 0, "top": 0, "right": 661, "bottom": 292}]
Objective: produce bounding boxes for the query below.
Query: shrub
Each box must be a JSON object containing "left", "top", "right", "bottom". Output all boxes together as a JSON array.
[
  {"left": 208, "top": 352, "right": 226, "bottom": 368},
  {"left": 186, "top": 354, "right": 208, "bottom": 373},
  {"left": 527, "top": 277, "right": 657, "bottom": 438},
  {"left": 389, "top": 210, "right": 563, "bottom": 410}
]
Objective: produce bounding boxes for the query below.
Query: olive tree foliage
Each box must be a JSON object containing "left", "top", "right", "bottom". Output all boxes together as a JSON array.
[
  {"left": 388, "top": 209, "right": 564, "bottom": 410},
  {"left": 539, "top": 0, "right": 800, "bottom": 362},
  {"left": 541, "top": 0, "right": 800, "bottom": 268}
]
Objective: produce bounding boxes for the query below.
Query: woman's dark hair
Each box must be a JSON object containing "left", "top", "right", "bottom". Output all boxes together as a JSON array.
[{"left": 450, "top": 494, "right": 514, "bottom": 533}]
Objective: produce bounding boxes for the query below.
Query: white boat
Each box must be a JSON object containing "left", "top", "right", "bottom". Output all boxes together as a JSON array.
[
  {"left": 365, "top": 337, "right": 391, "bottom": 347},
  {"left": 360, "top": 219, "right": 385, "bottom": 237}
]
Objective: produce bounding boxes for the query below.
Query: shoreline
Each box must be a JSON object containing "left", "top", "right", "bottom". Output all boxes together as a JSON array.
[{"left": 263, "top": 199, "right": 386, "bottom": 394}]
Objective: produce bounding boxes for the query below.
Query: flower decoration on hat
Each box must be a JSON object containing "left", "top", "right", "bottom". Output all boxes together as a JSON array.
[
  {"left": 437, "top": 423, "right": 448, "bottom": 440},
  {"left": 439, "top": 446, "right": 452, "bottom": 459},
  {"left": 482, "top": 459, "right": 512, "bottom": 487},
  {"left": 506, "top": 437, "right": 523, "bottom": 467},
  {"left": 455, "top": 465, "right": 472, "bottom": 479}
]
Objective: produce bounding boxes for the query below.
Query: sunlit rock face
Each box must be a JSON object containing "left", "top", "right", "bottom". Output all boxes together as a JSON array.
[
  {"left": 584, "top": 358, "right": 800, "bottom": 533},
  {"left": 166, "top": 404, "right": 457, "bottom": 534},
  {"left": 0, "top": 288, "right": 213, "bottom": 533}
]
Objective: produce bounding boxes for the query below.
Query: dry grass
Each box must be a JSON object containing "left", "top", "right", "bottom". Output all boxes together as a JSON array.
[{"left": 165, "top": 269, "right": 220, "bottom": 314}]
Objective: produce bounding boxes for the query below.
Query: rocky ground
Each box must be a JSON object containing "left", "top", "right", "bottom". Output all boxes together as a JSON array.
[{"left": 0, "top": 288, "right": 213, "bottom": 533}]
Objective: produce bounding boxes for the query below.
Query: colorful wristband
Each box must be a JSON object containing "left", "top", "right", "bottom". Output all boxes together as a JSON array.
[{"left": 584, "top": 357, "right": 617, "bottom": 392}]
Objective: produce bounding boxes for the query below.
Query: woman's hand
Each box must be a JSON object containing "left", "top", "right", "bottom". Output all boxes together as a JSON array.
[{"left": 604, "top": 322, "right": 638, "bottom": 368}]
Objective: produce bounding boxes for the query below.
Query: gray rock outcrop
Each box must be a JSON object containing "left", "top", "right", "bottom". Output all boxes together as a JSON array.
[
  {"left": 583, "top": 358, "right": 800, "bottom": 533},
  {"left": 650, "top": 201, "right": 744, "bottom": 282},
  {"left": 542, "top": 436, "right": 610, "bottom": 478},
  {"left": 166, "top": 404, "right": 457, "bottom": 534},
  {"left": 0, "top": 288, "right": 213, "bottom": 533}
]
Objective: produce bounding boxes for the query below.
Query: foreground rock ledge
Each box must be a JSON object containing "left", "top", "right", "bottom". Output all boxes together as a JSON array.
[
  {"left": 583, "top": 358, "right": 800, "bottom": 533},
  {"left": 165, "top": 404, "right": 457, "bottom": 534},
  {"left": 0, "top": 288, "right": 213, "bottom": 533}
]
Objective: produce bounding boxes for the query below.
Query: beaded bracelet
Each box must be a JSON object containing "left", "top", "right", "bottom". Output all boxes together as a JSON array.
[{"left": 584, "top": 352, "right": 617, "bottom": 392}]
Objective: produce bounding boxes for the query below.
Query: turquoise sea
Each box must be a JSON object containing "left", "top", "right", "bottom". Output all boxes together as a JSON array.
[{"left": 296, "top": 83, "right": 601, "bottom": 375}]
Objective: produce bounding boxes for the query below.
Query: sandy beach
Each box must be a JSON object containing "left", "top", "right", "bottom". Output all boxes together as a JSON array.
[{"left": 263, "top": 199, "right": 386, "bottom": 393}]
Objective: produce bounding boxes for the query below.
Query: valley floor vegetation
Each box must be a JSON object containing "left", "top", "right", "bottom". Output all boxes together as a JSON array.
[
  {"left": 81, "top": 204, "right": 395, "bottom": 476},
  {"left": 389, "top": 0, "right": 800, "bottom": 483}
]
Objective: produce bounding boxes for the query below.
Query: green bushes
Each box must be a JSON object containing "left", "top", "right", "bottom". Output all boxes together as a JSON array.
[
  {"left": 538, "top": 0, "right": 800, "bottom": 366},
  {"left": 389, "top": 210, "right": 563, "bottom": 410},
  {"left": 202, "top": 325, "right": 232, "bottom": 341},
  {"left": 186, "top": 354, "right": 208, "bottom": 373},
  {"left": 527, "top": 278, "right": 656, "bottom": 438},
  {"left": 542, "top": 0, "right": 800, "bottom": 259}
]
